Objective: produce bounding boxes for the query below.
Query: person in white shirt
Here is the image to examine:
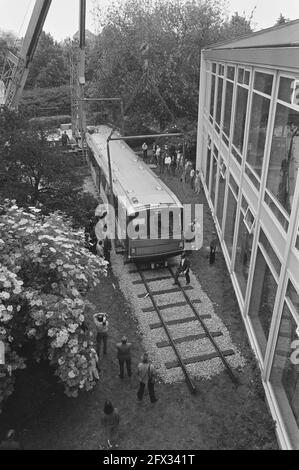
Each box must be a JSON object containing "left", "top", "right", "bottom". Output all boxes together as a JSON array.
[
  {"left": 164, "top": 154, "right": 172, "bottom": 174},
  {"left": 142, "top": 142, "right": 148, "bottom": 160}
]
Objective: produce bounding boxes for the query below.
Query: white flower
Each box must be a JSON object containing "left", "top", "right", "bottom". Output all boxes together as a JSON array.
[
  {"left": 68, "top": 371, "right": 76, "bottom": 379},
  {"left": 68, "top": 324, "right": 78, "bottom": 333},
  {"left": 0, "top": 292, "right": 10, "bottom": 300}
]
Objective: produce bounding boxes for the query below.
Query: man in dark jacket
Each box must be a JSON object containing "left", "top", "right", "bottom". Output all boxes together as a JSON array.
[
  {"left": 173, "top": 252, "right": 191, "bottom": 286},
  {"left": 116, "top": 336, "right": 132, "bottom": 379}
]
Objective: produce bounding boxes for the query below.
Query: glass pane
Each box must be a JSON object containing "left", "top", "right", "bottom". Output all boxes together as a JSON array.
[
  {"left": 248, "top": 247, "right": 277, "bottom": 357},
  {"left": 259, "top": 228, "right": 282, "bottom": 276},
  {"left": 278, "top": 76, "right": 299, "bottom": 105},
  {"left": 241, "top": 196, "right": 248, "bottom": 212},
  {"left": 247, "top": 93, "right": 270, "bottom": 178},
  {"left": 245, "top": 164, "right": 260, "bottom": 190},
  {"left": 238, "top": 68, "right": 244, "bottom": 83},
  {"left": 216, "top": 167, "right": 226, "bottom": 229},
  {"left": 224, "top": 188, "right": 237, "bottom": 258},
  {"left": 216, "top": 77, "right": 223, "bottom": 125},
  {"left": 235, "top": 216, "right": 253, "bottom": 298},
  {"left": 210, "top": 156, "right": 218, "bottom": 207},
  {"left": 270, "top": 303, "right": 299, "bottom": 448},
  {"left": 264, "top": 192, "right": 289, "bottom": 231},
  {"left": 254, "top": 72, "right": 273, "bottom": 96},
  {"left": 229, "top": 173, "right": 239, "bottom": 197},
  {"left": 223, "top": 81, "right": 234, "bottom": 138},
  {"left": 244, "top": 70, "right": 250, "bottom": 85},
  {"left": 210, "top": 74, "right": 216, "bottom": 117},
  {"left": 233, "top": 86, "right": 248, "bottom": 154},
  {"left": 266, "top": 103, "right": 299, "bottom": 215},
  {"left": 227, "top": 66, "right": 235, "bottom": 81},
  {"left": 286, "top": 280, "right": 299, "bottom": 315},
  {"left": 232, "top": 146, "right": 242, "bottom": 165},
  {"left": 204, "top": 71, "right": 210, "bottom": 111},
  {"left": 212, "top": 63, "right": 217, "bottom": 74}
]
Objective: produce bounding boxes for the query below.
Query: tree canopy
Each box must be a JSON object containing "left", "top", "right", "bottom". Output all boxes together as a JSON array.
[
  {"left": 0, "top": 108, "right": 97, "bottom": 228},
  {"left": 87, "top": 0, "right": 253, "bottom": 131}
]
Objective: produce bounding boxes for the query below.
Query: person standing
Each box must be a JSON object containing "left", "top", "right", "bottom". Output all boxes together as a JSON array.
[
  {"left": 164, "top": 154, "right": 172, "bottom": 174},
  {"left": 103, "top": 236, "right": 112, "bottom": 265},
  {"left": 93, "top": 313, "right": 109, "bottom": 358},
  {"left": 142, "top": 142, "right": 148, "bottom": 160},
  {"left": 101, "top": 401, "right": 120, "bottom": 448},
  {"left": 173, "top": 252, "right": 191, "bottom": 286},
  {"left": 137, "top": 353, "right": 158, "bottom": 403},
  {"left": 210, "top": 232, "right": 218, "bottom": 265},
  {"left": 194, "top": 170, "right": 201, "bottom": 194},
  {"left": 61, "top": 131, "right": 69, "bottom": 147},
  {"left": 152, "top": 142, "right": 157, "bottom": 163},
  {"left": 170, "top": 155, "right": 177, "bottom": 176},
  {"left": 190, "top": 167, "right": 195, "bottom": 190},
  {"left": 116, "top": 336, "right": 132, "bottom": 379}
]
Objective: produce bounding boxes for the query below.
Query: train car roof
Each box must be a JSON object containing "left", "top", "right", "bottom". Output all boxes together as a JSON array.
[{"left": 86, "top": 125, "right": 183, "bottom": 215}]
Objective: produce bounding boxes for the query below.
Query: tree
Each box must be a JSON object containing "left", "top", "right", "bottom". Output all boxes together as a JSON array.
[
  {"left": 275, "top": 13, "right": 290, "bottom": 26},
  {"left": 26, "top": 32, "right": 69, "bottom": 89},
  {"left": 0, "top": 108, "right": 97, "bottom": 228},
  {"left": 89, "top": 0, "right": 253, "bottom": 132},
  {"left": 0, "top": 201, "right": 106, "bottom": 411},
  {"left": 0, "top": 30, "right": 18, "bottom": 72}
]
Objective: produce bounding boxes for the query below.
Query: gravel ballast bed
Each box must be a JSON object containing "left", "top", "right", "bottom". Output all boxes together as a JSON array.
[{"left": 112, "top": 252, "right": 246, "bottom": 383}]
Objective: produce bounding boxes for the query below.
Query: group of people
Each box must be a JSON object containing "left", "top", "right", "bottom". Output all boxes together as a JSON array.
[
  {"left": 93, "top": 311, "right": 159, "bottom": 448},
  {"left": 142, "top": 141, "right": 201, "bottom": 195}
]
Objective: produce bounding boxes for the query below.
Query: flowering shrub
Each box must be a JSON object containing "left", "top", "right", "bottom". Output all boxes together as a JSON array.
[{"left": 0, "top": 201, "right": 107, "bottom": 410}]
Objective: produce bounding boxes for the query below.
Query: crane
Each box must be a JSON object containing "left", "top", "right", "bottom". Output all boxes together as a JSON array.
[
  {"left": 0, "top": 0, "right": 86, "bottom": 118},
  {"left": 1, "top": 0, "right": 52, "bottom": 110}
]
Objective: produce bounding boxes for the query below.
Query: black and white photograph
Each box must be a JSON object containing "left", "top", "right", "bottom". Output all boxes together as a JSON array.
[{"left": 0, "top": 0, "right": 299, "bottom": 454}]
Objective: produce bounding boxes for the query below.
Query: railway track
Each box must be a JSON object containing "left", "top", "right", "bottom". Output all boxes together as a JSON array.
[{"left": 131, "top": 262, "right": 238, "bottom": 394}]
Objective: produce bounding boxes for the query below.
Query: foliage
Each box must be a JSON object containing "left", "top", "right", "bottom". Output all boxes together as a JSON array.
[
  {"left": 26, "top": 32, "right": 69, "bottom": 89},
  {"left": 275, "top": 13, "right": 290, "bottom": 26},
  {"left": 20, "top": 85, "right": 71, "bottom": 119},
  {"left": 89, "top": 0, "right": 253, "bottom": 132},
  {"left": 0, "top": 30, "right": 17, "bottom": 72},
  {"left": 0, "top": 201, "right": 106, "bottom": 411},
  {"left": 29, "top": 115, "right": 72, "bottom": 129}
]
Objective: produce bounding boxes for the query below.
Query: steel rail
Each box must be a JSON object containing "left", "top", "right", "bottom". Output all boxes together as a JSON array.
[
  {"left": 167, "top": 266, "right": 238, "bottom": 384},
  {"left": 137, "top": 266, "right": 197, "bottom": 394}
]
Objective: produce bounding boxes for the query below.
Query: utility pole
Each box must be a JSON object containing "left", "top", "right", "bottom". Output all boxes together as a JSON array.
[{"left": 79, "top": 0, "right": 87, "bottom": 152}]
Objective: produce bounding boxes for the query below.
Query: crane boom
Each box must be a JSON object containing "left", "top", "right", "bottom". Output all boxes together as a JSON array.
[{"left": 1, "top": 0, "right": 52, "bottom": 109}]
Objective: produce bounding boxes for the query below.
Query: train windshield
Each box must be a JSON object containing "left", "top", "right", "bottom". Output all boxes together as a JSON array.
[
  {"left": 149, "top": 207, "right": 181, "bottom": 240},
  {"left": 127, "top": 207, "right": 182, "bottom": 240}
]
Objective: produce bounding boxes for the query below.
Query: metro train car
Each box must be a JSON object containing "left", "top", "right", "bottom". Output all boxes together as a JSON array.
[{"left": 85, "top": 125, "right": 184, "bottom": 263}]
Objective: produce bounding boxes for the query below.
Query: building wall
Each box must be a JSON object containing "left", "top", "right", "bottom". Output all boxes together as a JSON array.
[{"left": 196, "top": 50, "right": 299, "bottom": 449}]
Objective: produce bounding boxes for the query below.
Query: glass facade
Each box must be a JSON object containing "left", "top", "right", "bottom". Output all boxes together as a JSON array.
[
  {"left": 248, "top": 247, "right": 277, "bottom": 357},
  {"left": 199, "top": 53, "right": 299, "bottom": 448},
  {"left": 233, "top": 86, "right": 248, "bottom": 156},
  {"left": 234, "top": 215, "right": 253, "bottom": 298},
  {"left": 224, "top": 187, "right": 237, "bottom": 257},
  {"left": 270, "top": 291, "right": 299, "bottom": 448}
]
